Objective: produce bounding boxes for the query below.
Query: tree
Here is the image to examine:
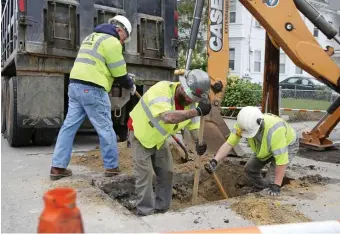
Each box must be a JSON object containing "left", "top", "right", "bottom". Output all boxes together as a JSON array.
[{"left": 177, "top": 0, "right": 208, "bottom": 70}]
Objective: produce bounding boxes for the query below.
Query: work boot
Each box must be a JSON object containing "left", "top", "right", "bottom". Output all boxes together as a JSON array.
[
  {"left": 50, "top": 167, "right": 72, "bottom": 181},
  {"left": 104, "top": 168, "right": 121, "bottom": 177},
  {"left": 155, "top": 209, "right": 168, "bottom": 214}
]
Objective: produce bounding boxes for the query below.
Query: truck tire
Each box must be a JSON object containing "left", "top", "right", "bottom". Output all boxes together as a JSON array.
[
  {"left": 6, "top": 77, "right": 34, "bottom": 147},
  {"left": 1, "top": 77, "right": 8, "bottom": 134},
  {"left": 32, "top": 129, "right": 57, "bottom": 146}
]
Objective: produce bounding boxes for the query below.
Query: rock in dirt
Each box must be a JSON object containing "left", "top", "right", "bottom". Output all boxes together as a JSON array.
[
  {"left": 224, "top": 219, "right": 229, "bottom": 223},
  {"left": 194, "top": 219, "right": 200, "bottom": 224},
  {"left": 231, "top": 195, "right": 310, "bottom": 225},
  {"left": 307, "top": 165, "right": 316, "bottom": 170}
]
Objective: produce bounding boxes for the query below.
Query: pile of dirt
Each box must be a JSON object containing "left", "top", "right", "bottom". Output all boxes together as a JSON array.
[
  {"left": 70, "top": 141, "right": 212, "bottom": 174},
  {"left": 70, "top": 142, "right": 134, "bottom": 174},
  {"left": 285, "top": 174, "right": 331, "bottom": 188},
  {"left": 231, "top": 195, "right": 310, "bottom": 225}
]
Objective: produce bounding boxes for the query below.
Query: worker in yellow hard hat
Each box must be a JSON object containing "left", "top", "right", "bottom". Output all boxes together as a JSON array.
[
  {"left": 127, "top": 69, "right": 212, "bottom": 216},
  {"left": 50, "top": 15, "right": 136, "bottom": 180},
  {"left": 205, "top": 106, "right": 299, "bottom": 196}
]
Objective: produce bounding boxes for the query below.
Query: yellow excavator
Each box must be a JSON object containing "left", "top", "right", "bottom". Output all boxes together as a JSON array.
[{"left": 181, "top": 0, "right": 340, "bottom": 154}]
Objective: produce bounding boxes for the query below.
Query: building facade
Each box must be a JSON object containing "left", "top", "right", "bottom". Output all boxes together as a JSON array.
[{"left": 228, "top": 0, "right": 340, "bottom": 84}]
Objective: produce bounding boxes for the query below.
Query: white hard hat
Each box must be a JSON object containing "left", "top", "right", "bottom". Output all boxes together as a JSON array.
[
  {"left": 108, "top": 15, "right": 132, "bottom": 42},
  {"left": 237, "top": 106, "right": 263, "bottom": 138},
  {"left": 179, "top": 69, "right": 211, "bottom": 102}
]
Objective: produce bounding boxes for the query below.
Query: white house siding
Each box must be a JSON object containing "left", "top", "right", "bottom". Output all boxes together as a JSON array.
[{"left": 227, "top": 0, "right": 340, "bottom": 85}]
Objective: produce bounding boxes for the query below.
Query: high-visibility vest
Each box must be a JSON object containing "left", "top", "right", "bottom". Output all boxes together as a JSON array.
[
  {"left": 130, "top": 81, "right": 200, "bottom": 149},
  {"left": 227, "top": 114, "right": 296, "bottom": 165},
  {"left": 70, "top": 32, "right": 127, "bottom": 92}
]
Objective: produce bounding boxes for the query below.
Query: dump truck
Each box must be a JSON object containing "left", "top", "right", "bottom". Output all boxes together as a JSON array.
[{"left": 1, "top": 0, "right": 178, "bottom": 146}]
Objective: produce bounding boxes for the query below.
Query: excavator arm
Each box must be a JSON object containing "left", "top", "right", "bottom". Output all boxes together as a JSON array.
[
  {"left": 183, "top": 0, "right": 340, "bottom": 152},
  {"left": 201, "top": 0, "right": 340, "bottom": 151},
  {"left": 238, "top": 0, "right": 340, "bottom": 149}
]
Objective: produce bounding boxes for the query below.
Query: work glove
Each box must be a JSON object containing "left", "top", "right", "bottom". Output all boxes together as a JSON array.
[
  {"left": 196, "top": 99, "right": 212, "bottom": 116},
  {"left": 129, "top": 84, "right": 136, "bottom": 96},
  {"left": 195, "top": 140, "right": 207, "bottom": 156},
  {"left": 204, "top": 159, "right": 218, "bottom": 174},
  {"left": 263, "top": 184, "right": 281, "bottom": 196}
]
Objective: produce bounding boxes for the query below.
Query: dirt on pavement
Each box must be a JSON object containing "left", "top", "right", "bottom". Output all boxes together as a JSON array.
[
  {"left": 70, "top": 142, "right": 134, "bottom": 174},
  {"left": 70, "top": 141, "right": 212, "bottom": 174},
  {"left": 230, "top": 195, "right": 310, "bottom": 225},
  {"left": 70, "top": 140, "right": 337, "bottom": 225}
]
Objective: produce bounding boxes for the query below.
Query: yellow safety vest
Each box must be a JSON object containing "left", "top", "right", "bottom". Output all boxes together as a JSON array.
[
  {"left": 70, "top": 32, "right": 127, "bottom": 92},
  {"left": 227, "top": 114, "right": 296, "bottom": 165},
  {"left": 130, "top": 81, "right": 200, "bottom": 149}
]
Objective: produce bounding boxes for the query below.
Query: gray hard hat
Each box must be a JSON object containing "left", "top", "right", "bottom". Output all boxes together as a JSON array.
[{"left": 179, "top": 69, "right": 211, "bottom": 102}]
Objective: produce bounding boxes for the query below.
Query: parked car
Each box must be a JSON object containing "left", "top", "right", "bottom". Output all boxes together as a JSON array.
[
  {"left": 280, "top": 76, "right": 325, "bottom": 90},
  {"left": 280, "top": 76, "right": 330, "bottom": 100}
]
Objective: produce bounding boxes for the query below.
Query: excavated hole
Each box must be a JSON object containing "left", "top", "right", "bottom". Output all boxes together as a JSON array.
[
  {"left": 87, "top": 142, "right": 338, "bottom": 213},
  {"left": 94, "top": 160, "right": 260, "bottom": 212}
]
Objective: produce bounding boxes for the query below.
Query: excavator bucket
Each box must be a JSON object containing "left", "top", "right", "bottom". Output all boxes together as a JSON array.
[{"left": 183, "top": 107, "right": 245, "bottom": 157}]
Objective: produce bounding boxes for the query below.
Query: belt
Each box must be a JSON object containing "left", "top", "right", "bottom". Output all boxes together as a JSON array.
[{"left": 69, "top": 79, "right": 104, "bottom": 90}]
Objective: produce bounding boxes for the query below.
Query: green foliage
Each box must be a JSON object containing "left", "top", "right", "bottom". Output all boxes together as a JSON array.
[
  {"left": 178, "top": 49, "right": 207, "bottom": 71},
  {"left": 177, "top": 0, "right": 208, "bottom": 71},
  {"left": 177, "top": 0, "right": 208, "bottom": 52},
  {"left": 221, "top": 76, "right": 263, "bottom": 117}
]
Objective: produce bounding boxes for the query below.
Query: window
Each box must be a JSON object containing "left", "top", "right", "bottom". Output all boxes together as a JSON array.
[
  {"left": 314, "top": 27, "right": 319, "bottom": 37},
  {"left": 254, "top": 50, "right": 261, "bottom": 72},
  {"left": 287, "top": 78, "right": 299, "bottom": 84},
  {"left": 230, "top": 0, "right": 236, "bottom": 23},
  {"left": 295, "top": 66, "right": 303, "bottom": 74},
  {"left": 328, "top": 21, "right": 333, "bottom": 25},
  {"left": 229, "top": 48, "right": 235, "bottom": 70},
  {"left": 280, "top": 53, "right": 286, "bottom": 74}
]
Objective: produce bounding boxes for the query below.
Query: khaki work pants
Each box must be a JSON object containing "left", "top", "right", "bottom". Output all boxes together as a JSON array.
[
  {"left": 244, "top": 139, "right": 299, "bottom": 189},
  {"left": 129, "top": 132, "right": 174, "bottom": 216}
]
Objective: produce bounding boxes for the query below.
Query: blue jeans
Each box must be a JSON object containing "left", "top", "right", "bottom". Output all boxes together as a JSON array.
[{"left": 51, "top": 83, "right": 118, "bottom": 169}]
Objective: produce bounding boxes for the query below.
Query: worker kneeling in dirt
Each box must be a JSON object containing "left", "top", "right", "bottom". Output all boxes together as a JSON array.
[
  {"left": 127, "top": 69, "right": 211, "bottom": 216},
  {"left": 205, "top": 106, "right": 299, "bottom": 196}
]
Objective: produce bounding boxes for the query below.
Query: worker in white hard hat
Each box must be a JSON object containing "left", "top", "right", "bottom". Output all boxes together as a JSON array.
[
  {"left": 50, "top": 15, "right": 135, "bottom": 180},
  {"left": 204, "top": 106, "right": 299, "bottom": 196},
  {"left": 127, "top": 69, "right": 212, "bottom": 216}
]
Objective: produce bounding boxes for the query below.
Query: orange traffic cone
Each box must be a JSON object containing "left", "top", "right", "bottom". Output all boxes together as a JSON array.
[{"left": 37, "top": 187, "right": 84, "bottom": 233}]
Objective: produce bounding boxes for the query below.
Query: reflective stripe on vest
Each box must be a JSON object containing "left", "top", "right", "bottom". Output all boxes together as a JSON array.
[
  {"left": 267, "top": 121, "right": 287, "bottom": 152},
  {"left": 272, "top": 147, "right": 288, "bottom": 157},
  {"left": 140, "top": 97, "right": 167, "bottom": 136},
  {"left": 140, "top": 96, "right": 197, "bottom": 137},
  {"left": 191, "top": 116, "right": 200, "bottom": 124},
  {"left": 148, "top": 96, "right": 173, "bottom": 107},
  {"left": 75, "top": 34, "right": 125, "bottom": 68},
  {"left": 108, "top": 60, "right": 126, "bottom": 69},
  {"left": 75, "top": 57, "right": 95, "bottom": 65}
]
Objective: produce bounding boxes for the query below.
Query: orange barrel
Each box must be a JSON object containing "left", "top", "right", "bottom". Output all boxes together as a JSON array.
[{"left": 37, "top": 187, "right": 84, "bottom": 233}]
